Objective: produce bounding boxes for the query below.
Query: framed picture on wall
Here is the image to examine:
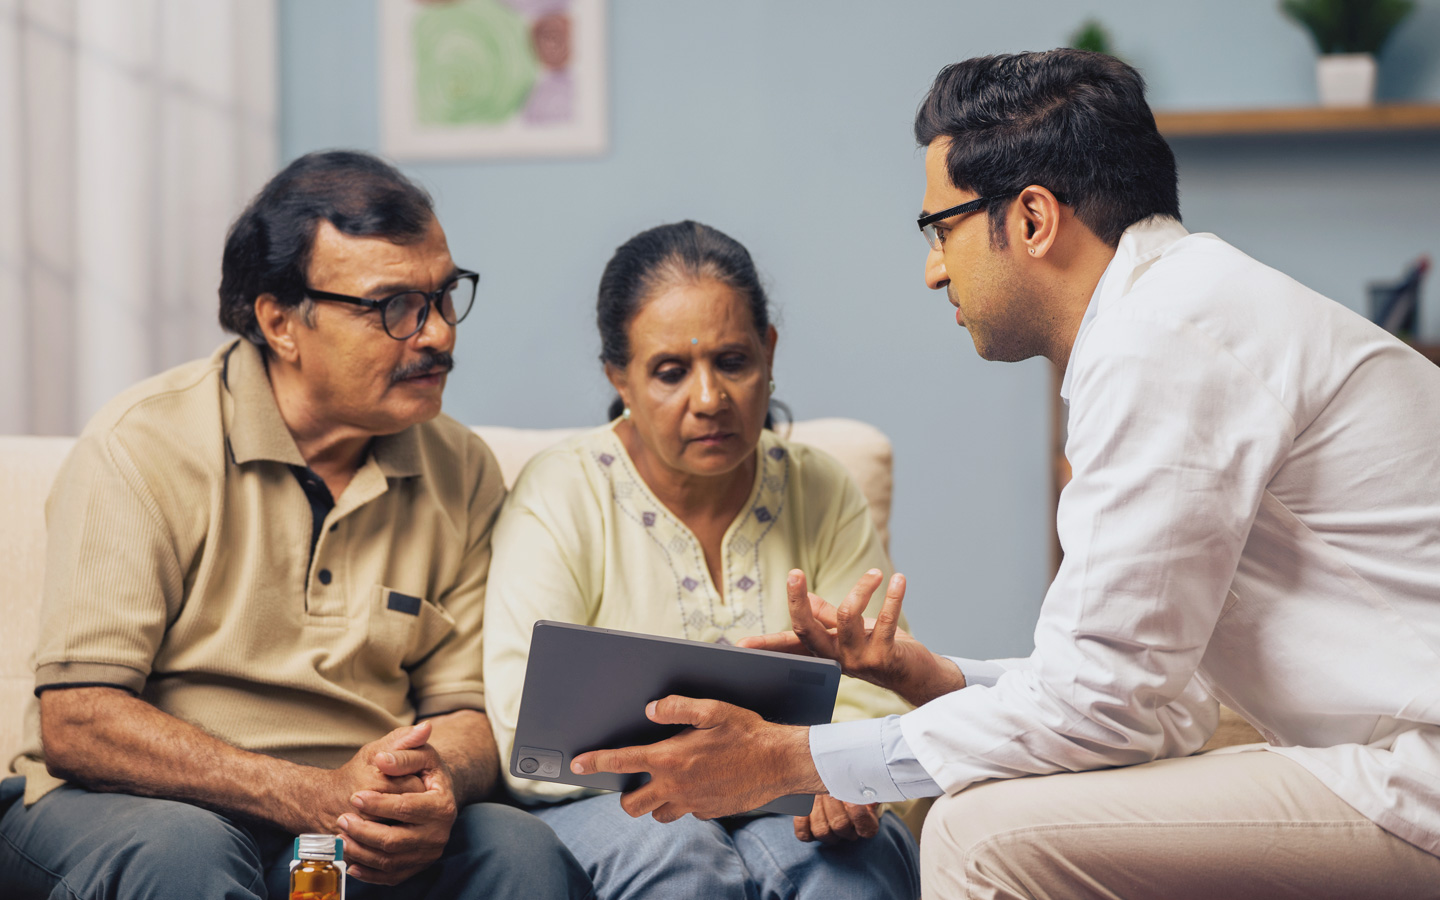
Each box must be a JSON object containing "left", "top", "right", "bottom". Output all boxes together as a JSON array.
[{"left": 379, "top": 0, "right": 607, "bottom": 160}]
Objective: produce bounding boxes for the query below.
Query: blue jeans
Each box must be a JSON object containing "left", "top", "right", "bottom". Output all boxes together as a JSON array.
[
  {"left": 533, "top": 793, "right": 920, "bottom": 900},
  {"left": 0, "top": 777, "right": 595, "bottom": 900}
]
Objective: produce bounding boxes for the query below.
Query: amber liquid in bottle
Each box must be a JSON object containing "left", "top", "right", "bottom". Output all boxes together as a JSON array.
[{"left": 289, "top": 858, "right": 340, "bottom": 900}]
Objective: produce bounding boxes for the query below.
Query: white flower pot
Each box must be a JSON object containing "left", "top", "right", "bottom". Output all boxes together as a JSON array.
[{"left": 1316, "top": 53, "right": 1377, "bottom": 107}]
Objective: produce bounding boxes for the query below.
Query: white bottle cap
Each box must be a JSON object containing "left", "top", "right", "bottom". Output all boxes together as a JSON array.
[{"left": 296, "top": 833, "right": 341, "bottom": 861}]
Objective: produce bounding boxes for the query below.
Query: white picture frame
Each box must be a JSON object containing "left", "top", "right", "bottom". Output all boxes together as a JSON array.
[{"left": 379, "top": 0, "right": 607, "bottom": 160}]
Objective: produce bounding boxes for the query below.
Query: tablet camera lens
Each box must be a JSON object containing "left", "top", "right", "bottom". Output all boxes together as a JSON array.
[{"left": 519, "top": 757, "right": 539, "bottom": 774}]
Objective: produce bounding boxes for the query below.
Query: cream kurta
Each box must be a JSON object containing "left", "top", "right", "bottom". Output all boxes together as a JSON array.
[{"left": 484, "top": 423, "right": 910, "bottom": 801}]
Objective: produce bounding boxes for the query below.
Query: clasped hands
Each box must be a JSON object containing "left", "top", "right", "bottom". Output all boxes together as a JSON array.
[
  {"left": 313, "top": 719, "right": 458, "bottom": 885},
  {"left": 570, "top": 568, "right": 964, "bottom": 835}
]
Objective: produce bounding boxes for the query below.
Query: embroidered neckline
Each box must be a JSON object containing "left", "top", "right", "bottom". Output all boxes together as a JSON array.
[{"left": 590, "top": 426, "right": 791, "bottom": 642}]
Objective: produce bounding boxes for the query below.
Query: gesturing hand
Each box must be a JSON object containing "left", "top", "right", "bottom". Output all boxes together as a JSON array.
[
  {"left": 569, "top": 696, "right": 826, "bottom": 823},
  {"left": 332, "top": 721, "right": 459, "bottom": 885},
  {"left": 740, "top": 569, "right": 965, "bottom": 708},
  {"left": 794, "top": 794, "right": 881, "bottom": 844}
]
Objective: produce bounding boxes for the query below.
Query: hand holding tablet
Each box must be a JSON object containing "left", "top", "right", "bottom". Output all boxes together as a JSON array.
[{"left": 511, "top": 621, "right": 839, "bottom": 816}]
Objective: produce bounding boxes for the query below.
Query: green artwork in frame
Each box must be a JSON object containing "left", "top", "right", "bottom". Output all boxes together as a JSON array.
[{"left": 381, "top": 0, "right": 608, "bottom": 159}]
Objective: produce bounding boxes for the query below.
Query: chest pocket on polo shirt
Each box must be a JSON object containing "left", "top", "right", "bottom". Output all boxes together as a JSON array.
[{"left": 366, "top": 586, "right": 457, "bottom": 677}]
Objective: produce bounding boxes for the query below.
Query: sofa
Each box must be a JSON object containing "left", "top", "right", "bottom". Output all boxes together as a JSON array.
[{"left": 0, "top": 417, "right": 1256, "bottom": 805}]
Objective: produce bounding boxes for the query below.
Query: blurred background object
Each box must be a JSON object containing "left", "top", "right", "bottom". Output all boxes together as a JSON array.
[
  {"left": 378, "top": 0, "right": 607, "bottom": 159},
  {"left": 1369, "top": 255, "right": 1430, "bottom": 337},
  {"left": 0, "top": 0, "right": 277, "bottom": 437},
  {"left": 1069, "top": 18, "right": 1117, "bottom": 57},
  {"left": 1282, "top": 0, "right": 1417, "bottom": 105}
]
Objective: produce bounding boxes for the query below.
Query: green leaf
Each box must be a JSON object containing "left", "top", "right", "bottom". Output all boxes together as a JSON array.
[
  {"left": 1280, "top": 0, "right": 1415, "bottom": 54},
  {"left": 1069, "top": 19, "right": 1114, "bottom": 56}
]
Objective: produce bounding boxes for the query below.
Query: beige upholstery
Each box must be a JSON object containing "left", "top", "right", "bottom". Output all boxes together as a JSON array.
[
  {"left": 0, "top": 418, "right": 894, "bottom": 770},
  {"left": 0, "top": 437, "right": 77, "bottom": 775}
]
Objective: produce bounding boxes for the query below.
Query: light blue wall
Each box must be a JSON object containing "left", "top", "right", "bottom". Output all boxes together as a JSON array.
[{"left": 280, "top": 0, "right": 1440, "bottom": 657}]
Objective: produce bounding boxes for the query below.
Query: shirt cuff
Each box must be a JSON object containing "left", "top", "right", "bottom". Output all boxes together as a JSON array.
[
  {"left": 947, "top": 656, "right": 1006, "bottom": 689},
  {"left": 34, "top": 661, "right": 146, "bottom": 695},
  {"left": 809, "top": 716, "right": 943, "bottom": 804}
]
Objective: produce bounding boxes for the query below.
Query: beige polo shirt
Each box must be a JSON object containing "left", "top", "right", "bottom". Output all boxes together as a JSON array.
[{"left": 13, "top": 340, "right": 505, "bottom": 805}]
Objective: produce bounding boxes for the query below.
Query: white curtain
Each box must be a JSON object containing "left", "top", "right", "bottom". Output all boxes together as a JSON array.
[{"left": 0, "top": 0, "right": 276, "bottom": 435}]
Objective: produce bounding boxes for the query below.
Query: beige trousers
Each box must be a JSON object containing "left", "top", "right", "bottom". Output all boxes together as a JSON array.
[{"left": 920, "top": 747, "right": 1440, "bottom": 900}]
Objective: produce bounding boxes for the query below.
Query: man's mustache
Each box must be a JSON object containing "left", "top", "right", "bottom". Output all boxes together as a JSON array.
[{"left": 391, "top": 351, "right": 454, "bottom": 384}]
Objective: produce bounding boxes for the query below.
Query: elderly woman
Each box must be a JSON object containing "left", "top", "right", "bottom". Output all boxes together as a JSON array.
[{"left": 483, "top": 221, "right": 919, "bottom": 900}]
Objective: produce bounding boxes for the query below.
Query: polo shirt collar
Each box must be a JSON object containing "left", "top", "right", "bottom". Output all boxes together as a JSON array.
[
  {"left": 224, "top": 340, "right": 305, "bottom": 466},
  {"left": 222, "top": 339, "right": 425, "bottom": 478},
  {"left": 372, "top": 424, "right": 423, "bottom": 478}
]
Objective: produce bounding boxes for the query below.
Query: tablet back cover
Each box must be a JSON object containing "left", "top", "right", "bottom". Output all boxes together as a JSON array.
[{"left": 511, "top": 620, "right": 841, "bottom": 816}]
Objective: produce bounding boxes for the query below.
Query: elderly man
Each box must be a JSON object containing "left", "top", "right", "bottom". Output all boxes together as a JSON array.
[
  {"left": 0, "top": 151, "right": 592, "bottom": 899},
  {"left": 571, "top": 51, "right": 1440, "bottom": 898}
]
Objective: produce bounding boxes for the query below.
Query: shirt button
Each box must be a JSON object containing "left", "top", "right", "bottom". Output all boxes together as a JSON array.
[
  {"left": 861, "top": 788, "right": 877, "bottom": 800},
  {"left": 318, "top": 569, "right": 332, "bottom": 585}
]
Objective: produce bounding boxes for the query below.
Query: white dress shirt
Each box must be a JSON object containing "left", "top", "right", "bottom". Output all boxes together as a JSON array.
[{"left": 810, "top": 216, "right": 1440, "bottom": 856}]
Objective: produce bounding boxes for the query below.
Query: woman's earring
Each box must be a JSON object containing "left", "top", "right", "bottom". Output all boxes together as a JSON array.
[
  {"left": 768, "top": 379, "right": 776, "bottom": 396},
  {"left": 622, "top": 407, "right": 631, "bottom": 420}
]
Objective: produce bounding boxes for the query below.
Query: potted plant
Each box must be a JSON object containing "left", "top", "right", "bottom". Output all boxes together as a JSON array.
[
  {"left": 1281, "top": 0, "right": 1416, "bottom": 107},
  {"left": 1070, "top": 19, "right": 1116, "bottom": 57}
]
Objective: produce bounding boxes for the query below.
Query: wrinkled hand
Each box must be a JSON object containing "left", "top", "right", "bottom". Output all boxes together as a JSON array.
[
  {"left": 307, "top": 723, "right": 429, "bottom": 837},
  {"left": 794, "top": 794, "right": 881, "bottom": 844},
  {"left": 740, "top": 569, "right": 964, "bottom": 708},
  {"left": 569, "top": 696, "right": 825, "bottom": 823},
  {"left": 333, "top": 720, "right": 459, "bottom": 885}
]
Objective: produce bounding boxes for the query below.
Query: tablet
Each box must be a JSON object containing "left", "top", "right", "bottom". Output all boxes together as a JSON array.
[{"left": 511, "top": 620, "right": 842, "bottom": 816}]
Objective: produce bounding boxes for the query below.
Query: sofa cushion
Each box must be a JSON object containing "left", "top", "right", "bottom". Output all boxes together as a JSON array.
[{"left": 0, "top": 437, "right": 76, "bottom": 772}]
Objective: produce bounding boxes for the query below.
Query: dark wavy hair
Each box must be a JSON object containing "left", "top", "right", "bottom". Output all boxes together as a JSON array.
[
  {"left": 218, "top": 150, "right": 435, "bottom": 346},
  {"left": 597, "top": 220, "right": 780, "bottom": 427},
  {"left": 914, "top": 50, "right": 1180, "bottom": 247}
]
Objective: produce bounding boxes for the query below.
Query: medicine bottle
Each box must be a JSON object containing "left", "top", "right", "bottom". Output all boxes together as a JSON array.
[{"left": 290, "top": 833, "right": 344, "bottom": 900}]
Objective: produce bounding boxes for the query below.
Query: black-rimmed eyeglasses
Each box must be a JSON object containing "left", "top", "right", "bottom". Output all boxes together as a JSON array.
[
  {"left": 305, "top": 270, "right": 479, "bottom": 340},
  {"left": 917, "top": 192, "right": 1068, "bottom": 251}
]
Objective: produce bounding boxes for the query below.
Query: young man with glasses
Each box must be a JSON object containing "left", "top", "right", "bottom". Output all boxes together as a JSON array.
[
  {"left": 0, "top": 151, "right": 593, "bottom": 900},
  {"left": 571, "top": 50, "right": 1440, "bottom": 898}
]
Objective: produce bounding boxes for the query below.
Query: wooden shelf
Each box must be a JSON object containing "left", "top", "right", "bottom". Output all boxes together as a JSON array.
[{"left": 1155, "top": 103, "right": 1440, "bottom": 137}]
